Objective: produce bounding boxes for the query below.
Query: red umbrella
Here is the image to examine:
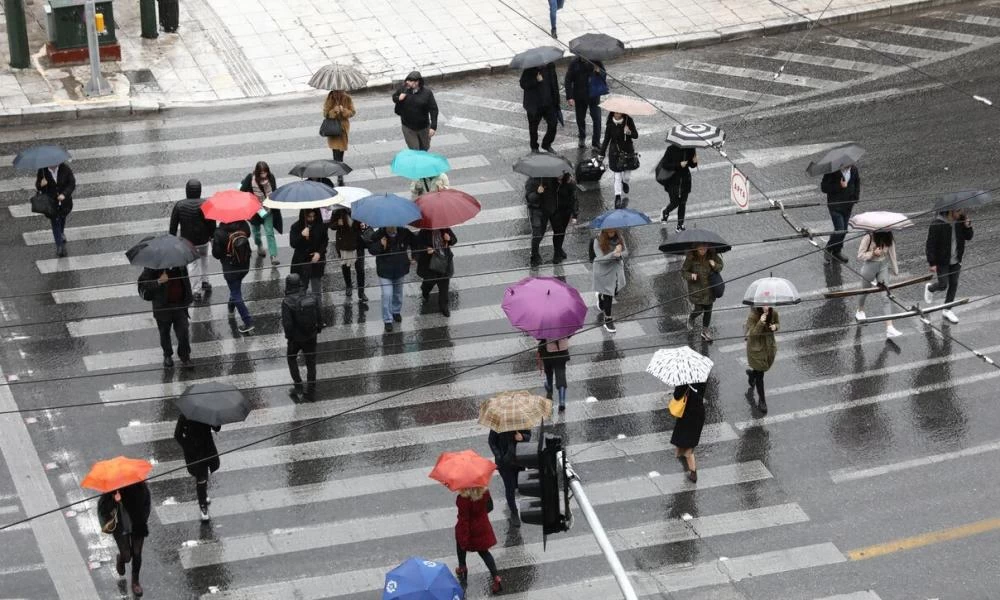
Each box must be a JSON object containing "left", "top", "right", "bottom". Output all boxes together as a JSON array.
[
  {"left": 201, "top": 190, "right": 261, "bottom": 223},
  {"left": 428, "top": 449, "right": 496, "bottom": 491},
  {"left": 414, "top": 189, "right": 481, "bottom": 229}
]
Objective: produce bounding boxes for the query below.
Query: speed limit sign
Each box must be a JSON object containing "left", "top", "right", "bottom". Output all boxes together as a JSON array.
[{"left": 730, "top": 167, "right": 750, "bottom": 211}]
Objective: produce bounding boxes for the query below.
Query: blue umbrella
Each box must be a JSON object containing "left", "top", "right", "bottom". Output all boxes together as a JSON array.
[
  {"left": 263, "top": 180, "right": 338, "bottom": 209},
  {"left": 589, "top": 208, "right": 653, "bottom": 230},
  {"left": 351, "top": 193, "right": 422, "bottom": 227},
  {"left": 13, "top": 145, "right": 71, "bottom": 171},
  {"left": 383, "top": 557, "right": 463, "bottom": 600},
  {"left": 391, "top": 149, "right": 451, "bottom": 180}
]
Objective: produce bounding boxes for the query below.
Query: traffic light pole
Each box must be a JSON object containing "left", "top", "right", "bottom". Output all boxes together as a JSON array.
[
  {"left": 83, "top": 0, "right": 111, "bottom": 96},
  {"left": 563, "top": 456, "right": 639, "bottom": 600}
]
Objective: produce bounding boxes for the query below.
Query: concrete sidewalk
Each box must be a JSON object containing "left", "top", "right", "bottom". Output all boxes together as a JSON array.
[{"left": 0, "top": 0, "right": 962, "bottom": 122}]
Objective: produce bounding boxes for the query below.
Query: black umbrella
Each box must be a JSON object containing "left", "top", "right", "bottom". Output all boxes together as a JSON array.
[
  {"left": 512, "top": 153, "right": 574, "bottom": 178},
  {"left": 658, "top": 228, "right": 732, "bottom": 254},
  {"left": 510, "top": 46, "right": 564, "bottom": 70},
  {"left": 805, "top": 144, "right": 865, "bottom": 176},
  {"left": 176, "top": 382, "right": 250, "bottom": 427},
  {"left": 568, "top": 33, "right": 625, "bottom": 61},
  {"left": 933, "top": 189, "right": 992, "bottom": 212},
  {"left": 289, "top": 159, "right": 352, "bottom": 179},
  {"left": 13, "top": 145, "right": 71, "bottom": 171},
  {"left": 125, "top": 235, "right": 199, "bottom": 269}
]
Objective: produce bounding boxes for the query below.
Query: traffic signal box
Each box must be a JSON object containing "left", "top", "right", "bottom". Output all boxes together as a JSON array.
[{"left": 515, "top": 432, "right": 569, "bottom": 543}]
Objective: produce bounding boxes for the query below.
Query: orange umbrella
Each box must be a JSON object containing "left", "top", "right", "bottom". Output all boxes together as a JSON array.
[
  {"left": 81, "top": 456, "right": 152, "bottom": 493},
  {"left": 428, "top": 450, "right": 496, "bottom": 492}
]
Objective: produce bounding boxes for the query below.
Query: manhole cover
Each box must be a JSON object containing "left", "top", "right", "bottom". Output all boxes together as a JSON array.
[{"left": 125, "top": 69, "right": 156, "bottom": 84}]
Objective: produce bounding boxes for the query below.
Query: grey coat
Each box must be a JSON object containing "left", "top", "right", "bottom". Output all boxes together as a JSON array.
[{"left": 592, "top": 238, "right": 628, "bottom": 296}]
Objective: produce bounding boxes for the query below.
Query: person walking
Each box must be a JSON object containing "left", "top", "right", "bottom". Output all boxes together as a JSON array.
[
  {"left": 416, "top": 227, "right": 457, "bottom": 317},
  {"left": 821, "top": 163, "right": 861, "bottom": 263},
  {"left": 169, "top": 179, "right": 216, "bottom": 302},
  {"left": 453, "top": 487, "right": 502, "bottom": 593},
  {"left": 173, "top": 414, "right": 221, "bottom": 521},
  {"left": 670, "top": 383, "right": 705, "bottom": 483},
  {"left": 369, "top": 226, "right": 416, "bottom": 332},
  {"left": 328, "top": 208, "right": 368, "bottom": 304},
  {"left": 592, "top": 228, "right": 627, "bottom": 333},
  {"left": 290, "top": 208, "right": 330, "bottom": 322},
  {"left": 281, "top": 273, "right": 321, "bottom": 401},
  {"left": 599, "top": 111, "right": 639, "bottom": 209},
  {"left": 157, "top": 0, "right": 179, "bottom": 32},
  {"left": 682, "top": 244, "right": 724, "bottom": 342},
  {"left": 138, "top": 264, "right": 193, "bottom": 368},
  {"left": 211, "top": 219, "right": 255, "bottom": 334},
  {"left": 410, "top": 172, "right": 450, "bottom": 199},
  {"left": 856, "top": 231, "right": 902, "bottom": 338},
  {"left": 488, "top": 428, "right": 531, "bottom": 526},
  {"left": 323, "top": 90, "right": 356, "bottom": 186},
  {"left": 35, "top": 161, "right": 75, "bottom": 257},
  {"left": 392, "top": 71, "right": 439, "bottom": 151},
  {"left": 924, "top": 208, "right": 973, "bottom": 324},
  {"left": 547, "top": 0, "right": 563, "bottom": 38},
  {"left": 658, "top": 144, "right": 697, "bottom": 230},
  {"left": 520, "top": 62, "right": 560, "bottom": 153},
  {"left": 538, "top": 337, "right": 570, "bottom": 410},
  {"left": 240, "top": 161, "right": 283, "bottom": 266},
  {"left": 525, "top": 174, "right": 578, "bottom": 266},
  {"left": 744, "top": 306, "right": 779, "bottom": 414},
  {"left": 564, "top": 56, "right": 605, "bottom": 150},
  {"left": 98, "top": 481, "right": 151, "bottom": 597}
]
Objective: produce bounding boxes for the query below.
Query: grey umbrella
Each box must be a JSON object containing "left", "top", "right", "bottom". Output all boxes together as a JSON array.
[
  {"left": 13, "top": 145, "right": 71, "bottom": 171},
  {"left": 308, "top": 64, "right": 367, "bottom": 91},
  {"left": 125, "top": 235, "right": 199, "bottom": 269},
  {"left": 657, "top": 228, "right": 732, "bottom": 254},
  {"left": 509, "top": 46, "right": 564, "bottom": 70},
  {"left": 805, "top": 144, "right": 865, "bottom": 176},
  {"left": 742, "top": 277, "right": 801, "bottom": 307},
  {"left": 289, "top": 159, "right": 352, "bottom": 179},
  {"left": 933, "top": 189, "right": 992, "bottom": 212},
  {"left": 512, "top": 153, "right": 574, "bottom": 178},
  {"left": 568, "top": 33, "right": 625, "bottom": 61},
  {"left": 176, "top": 382, "right": 250, "bottom": 427}
]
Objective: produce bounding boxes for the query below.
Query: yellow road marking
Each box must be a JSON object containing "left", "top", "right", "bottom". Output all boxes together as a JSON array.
[{"left": 848, "top": 517, "right": 1000, "bottom": 560}]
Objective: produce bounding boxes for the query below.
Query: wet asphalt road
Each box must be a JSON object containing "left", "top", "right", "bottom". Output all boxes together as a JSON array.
[{"left": 2, "top": 2, "right": 1000, "bottom": 599}]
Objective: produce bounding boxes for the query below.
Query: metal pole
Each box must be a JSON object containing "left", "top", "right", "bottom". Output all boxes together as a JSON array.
[
  {"left": 564, "top": 458, "right": 639, "bottom": 600},
  {"left": 139, "top": 0, "right": 158, "bottom": 39},
  {"left": 4, "top": 0, "right": 31, "bottom": 68},
  {"left": 83, "top": 0, "right": 111, "bottom": 96}
]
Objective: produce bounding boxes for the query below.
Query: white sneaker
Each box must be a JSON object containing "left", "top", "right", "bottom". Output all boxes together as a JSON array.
[
  {"left": 855, "top": 309, "right": 866, "bottom": 321},
  {"left": 924, "top": 283, "right": 934, "bottom": 304},
  {"left": 199, "top": 506, "right": 210, "bottom": 522},
  {"left": 886, "top": 325, "right": 902, "bottom": 338},
  {"left": 942, "top": 309, "right": 959, "bottom": 324}
]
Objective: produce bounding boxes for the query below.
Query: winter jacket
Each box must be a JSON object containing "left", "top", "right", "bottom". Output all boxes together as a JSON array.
[
  {"left": 820, "top": 166, "right": 861, "bottom": 215},
  {"left": 290, "top": 209, "right": 330, "bottom": 279},
  {"left": 488, "top": 429, "right": 531, "bottom": 470},
  {"left": 599, "top": 115, "right": 639, "bottom": 172},
  {"left": 658, "top": 145, "right": 697, "bottom": 195},
  {"left": 520, "top": 64, "right": 560, "bottom": 114},
  {"left": 682, "top": 252, "right": 724, "bottom": 306},
  {"left": 34, "top": 164, "right": 76, "bottom": 216},
  {"left": 925, "top": 216, "right": 973, "bottom": 267},
  {"left": 211, "top": 221, "right": 253, "bottom": 280},
  {"left": 170, "top": 197, "right": 216, "bottom": 246},
  {"left": 592, "top": 237, "right": 628, "bottom": 297},
  {"left": 97, "top": 482, "right": 151, "bottom": 538},
  {"left": 455, "top": 491, "right": 497, "bottom": 552},
  {"left": 323, "top": 90, "right": 356, "bottom": 152},
  {"left": 328, "top": 210, "right": 365, "bottom": 254},
  {"left": 173, "top": 414, "right": 221, "bottom": 478},
  {"left": 281, "top": 274, "right": 321, "bottom": 343},
  {"left": 137, "top": 266, "right": 193, "bottom": 318},
  {"left": 239, "top": 172, "right": 284, "bottom": 233},
  {"left": 857, "top": 234, "right": 899, "bottom": 275},
  {"left": 415, "top": 228, "right": 457, "bottom": 279},
  {"left": 744, "top": 310, "right": 780, "bottom": 372},
  {"left": 525, "top": 177, "right": 578, "bottom": 218},
  {"left": 410, "top": 173, "right": 449, "bottom": 199},
  {"left": 564, "top": 57, "right": 605, "bottom": 101},
  {"left": 392, "top": 81, "right": 439, "bottom": 131},
  {"left": 369, "top": 228, "right": 416, "bottom": 280}
]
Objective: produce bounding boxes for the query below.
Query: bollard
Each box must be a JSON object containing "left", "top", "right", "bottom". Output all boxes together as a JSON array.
[
  {"left": 4, "top": 0, "right": 31, "bottom": 68},
  {"left": 139, "top": 0, "right": 157, "bottom": 38}
]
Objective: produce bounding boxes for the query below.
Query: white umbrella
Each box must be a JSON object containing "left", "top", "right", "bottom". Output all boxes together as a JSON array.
[
  {"left": 743, "top": 277, "right": 801, "bottom": 307},
  {"left": 645, "top": 347, "right": 714, "bottom": 386},
  {"left": 331, "top": 186, "right": 371, "bottom": 209},
  {"left": 848, "top": 211, "right": 914, "bottom": 231},
  {"left": 308, "top": 64, "right": 368, "bottom": 91},
  {"left": 599, "top": 95, "right": 657, "bottom": 116}
]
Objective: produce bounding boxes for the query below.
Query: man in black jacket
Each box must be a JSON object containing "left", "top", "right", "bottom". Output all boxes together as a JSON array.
[
  {"left": 35, "top": 162, "right": 76, "bottom": 257},
  {"left": 564, "top": 57, "right": 605, "bottom": 149},
  {"left": 526, "top": 175, "right": 578, "bottom": 266},
  {"left": 169, "top": 179, "right": 216, "bottom": 302},
  {"left": 138, "top": 265, "right": 193, "bottom": 368},
  {"left": 392, "top": 71, "right": 439, "bottom": 150},
  {"left": 488, "top": 428, "right": 531, "bottom": 526},
  {"left": 820, "top": 164, "right": 861, "bottom": 262},
  {"left": 281, "top": 274, "right": 321, "bottom": 401},
  {"left": 924, "top": 209, "right": 973, "bottom": 323},
  {"left": 520, "top": 63, "right": 560, "bottom": 152}
]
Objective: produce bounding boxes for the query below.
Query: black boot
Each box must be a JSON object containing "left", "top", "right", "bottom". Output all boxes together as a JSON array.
[{"left": 343, "top": 267, "right": 353, "bottom": 297}]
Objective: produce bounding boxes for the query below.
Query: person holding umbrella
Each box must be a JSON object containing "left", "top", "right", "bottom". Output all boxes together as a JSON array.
[
  {"left": 35, "top": 160, "right": 76, "bottom": 257},
  {"left": 592, "top": 228, "right": 628, "bottom": 333},
  {"left": 415, "top": 227, "right": 457, "bottom": 317},
  {"left": 856, "top": 230, "right": 901, "bottom": 338},
  {"left": 392, "top": 71, "right": 439, "bottom": 151},
  {"left": 174, "top": 414, "right": 221, "bottom": 522},
  {"left": 169, "top": 179, "right": 216, "bottom": 303},
  {"left": 682, "top": 244, "right": 724, "bottom": 342},
  {"left": 670, "top": 384, "right": 705, "bottom": 483},
  {"left": 488, "top": 426, "right": 530, "bottom": 526},
  {"left": 240, "top": 161, "right": 283, "bottom": 266},
  {"left": 821, "top": 162, "right": 861, "bottom": 263},
  {"left": 328, "top": 208, "right": 369, "bottom": 304},
  {"left": 137, "top": 262, "right": 194, "bottom": 368},
  {"left": 369, "top": 226, "right": 417, "bottom": 332},
  {"left": 290, "top": 208, "right": 330, "bottom": 321},
  {"left": 598, "top": 111, "right": 639, "bottom": 208},
  {"left": 924, "top": 208, "right": 974, "bottom": 323},
  {"left": 454, "top": 487, "right": 502, "bottom": 592},
  {"left": 322, "top": 90, "right": 356, "bottom": 185},
  {"left": 745, "top": 307, "right": 780, "bottom": 414},
  {"left": 520, "top": 62, "right": 560, "bottom": 153},
  {"left": 211, "top": 217, "right": 255, "bottom": 334},
  {"left": 525, "top": 173, "right": 578, "bottom": 266},
  {"left": 564, "top": 56, "right": 605, "bottom": 150},
  {"left": 658, "top": 144, "right": 697, "bottom": 230},
  {"left": 282, "top": 273, "right": 321, "bottom": 401}
]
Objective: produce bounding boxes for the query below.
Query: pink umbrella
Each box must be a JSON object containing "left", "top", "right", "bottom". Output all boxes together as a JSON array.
[
  {"left": 599, "top": 95, "right": 657, "bottom": 116},
  {"left": 414, "top": 189, "right": 482, "bottom": 228},
  {"left": 501, "top": 276, "right": 587, "bottom": 340}
]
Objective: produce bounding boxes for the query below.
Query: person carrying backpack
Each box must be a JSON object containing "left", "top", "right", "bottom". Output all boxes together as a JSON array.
[
  {"left": 212, "top": 219, "right": 254, "bottom": 334},
  {"left": 138, "top": 264, "right": 193, "bottom": 368},
  {"left": 281, "top": 273, "right": 321, "bottom": 401}
]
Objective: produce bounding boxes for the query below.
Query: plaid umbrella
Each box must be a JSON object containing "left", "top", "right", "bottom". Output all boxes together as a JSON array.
[
  {"left": 645, "top": 347, "right": 714, "bottom": 386},
  {"left": 428, "top": 450, "right": 496, "bottom": 492},
  {"left": 665, "top": 123, "right": 725, "bottom": 148},
  {"left": 478, "top": 391, "right": 552, "bottom": 432},
  {"left": 81, "top": 456, "right": 152, "bottom": 492}
]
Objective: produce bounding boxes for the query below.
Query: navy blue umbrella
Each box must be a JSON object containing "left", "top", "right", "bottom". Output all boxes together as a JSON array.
[
  {"left": 589, "top": 208, "right": 652, "bottom": 230},
  {"left": 263, "top": 180, "right": 338, "bottom": 209},
  {"left": 13, "top": 145, "right": 71, "bottom": 171},
  {"left": 350, "top": 193, "right": 421, "bottom": 227}
]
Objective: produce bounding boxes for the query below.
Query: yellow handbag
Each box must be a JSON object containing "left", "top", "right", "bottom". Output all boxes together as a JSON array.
[{"left": 668, "top": 391, "right": 687, "bottom": 418}]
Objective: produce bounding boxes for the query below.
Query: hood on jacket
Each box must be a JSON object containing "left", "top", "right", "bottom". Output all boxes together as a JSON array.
[
  {"left": 285, "top": 273, "right": 303, "bottom": 295},
  {"left": 185, "top": 179, "right": 202, "bottom": 199},
  {"left": 298, "top": 208, "right": 322, "bottom": 224},
  {"left": 405, "top": 70, "right": 423, "bottom": 86}
]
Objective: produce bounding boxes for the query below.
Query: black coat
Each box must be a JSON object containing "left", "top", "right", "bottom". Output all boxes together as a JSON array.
[
  {"left": 174, "top": 415, "right": 221, "bottom": 479},
  {"left": 97, "top": 482, "right": 151, "bottom": 538},
  {"left": 137, "top": 266, "right": 193, "bottom": 317},
  {"left": 669, "top": 384, "right": 706, "bottom": 449},
  {"left": 170, "top": 197, "right": 216, "bottom": 246},
  {"left": 658, "top": 145, "right": 698, "bottom": 195},
  {"left": 488, "top": 429, "right": 532, "bottom": 470},
  {"left": 415, "top": 228, "right": 457, "bottom": 279},
  {"left": 599, "top": 115, "right": 638, "bottom": 171},
  {"left": 525, "top": 177, "right": 578, "bottom": 218},
  {"left": 564, "top": 57, "right": 605, "bottom": 101},
  {"left": 239, "top": 172, "right": 284, "bottom": 233},
  {"left": 211, "top": 221, "right": 252, "bottom": 280},
  {"left": 281, "top": 278, "right": 321, "bottom": 343},
  {"left": 289, "top": 209, "right": 330, "bottom": 279},
  {"left": 520, "top": 65, "right": 560, "bottom": 114},
  {"left": 35, "top": 164, "right": 76, "bottom": 216},
  {"left": 392, "top": 85, "right": 439, "bottom": 130},
  {"left": 369, "top": 228, "right": 415, "bottom": 280},
  {"left": 925, "top": 217, "right": 973, "bottom": 266},
  {"left": 820, "top": 166, "right": 861, "bottom": 215},
  {"left": 329, "top": 210, "right": 366, "bottom": 255}
]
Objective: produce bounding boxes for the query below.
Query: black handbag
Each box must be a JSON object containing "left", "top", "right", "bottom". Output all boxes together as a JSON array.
[
  {"left": 30, "top": 193, "right": 56, "bottom": 218},
  {"left": 708, "top": 270, "right": 725, "bottom": 299},
  {"left": 655, "top": 163, "right": 675, "bottom": 186},
  {"left": 319, "top": 118, "right": 342, "bottom": 137},
  {"left": 428, "top": 250, "right": 450, "bottom": 275},
  {"left": 612, "top": 147, "right": 640, "bottom": 172}
]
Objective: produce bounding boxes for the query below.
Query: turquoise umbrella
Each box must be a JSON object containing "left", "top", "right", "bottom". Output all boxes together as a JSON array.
[{"left": 390, "top": 149, "right": 451, "bottom": 180}]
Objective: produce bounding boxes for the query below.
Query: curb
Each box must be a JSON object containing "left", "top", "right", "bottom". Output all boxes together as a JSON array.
[{"left": 0, "top": 0, "right": 968, "bottom": 125}]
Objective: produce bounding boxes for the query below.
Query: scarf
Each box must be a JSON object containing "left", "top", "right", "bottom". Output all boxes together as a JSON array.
[
  {"left": 431, "top": 230, "right": 444, "bottom": 250},
  {"left": 251, "top": 175, "right": 272, "bottom": 201}
]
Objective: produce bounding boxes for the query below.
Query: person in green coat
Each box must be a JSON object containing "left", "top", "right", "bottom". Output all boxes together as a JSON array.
[
  {"left": 682, "top": 245, "right": 723, "bottom": 342},
  {"left": 744, "top": 306, "right": 779, "bottom": 414}
]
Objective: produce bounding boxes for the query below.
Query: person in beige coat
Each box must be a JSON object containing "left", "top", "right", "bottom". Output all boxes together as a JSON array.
[
  {"left": 323, "top": 90, "right": 356, "bottom": 186},
  {"left": 855, "top": 230, "right": 901, "bottom": 338}
]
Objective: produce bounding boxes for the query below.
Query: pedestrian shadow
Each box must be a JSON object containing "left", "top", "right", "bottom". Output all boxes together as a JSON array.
[
  {"left": 735, "top": 425, "right": 771, "bottom": 512},
  {"left": 829, "top": 331, "right": 893, "bottom": 456},
  {"left": 908, "top": 326, "right": 968, "bottom": 443}
]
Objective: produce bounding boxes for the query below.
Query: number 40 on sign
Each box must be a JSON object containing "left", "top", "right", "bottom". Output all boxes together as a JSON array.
[{"left": 730, "top": 167, "right": 750, "bottom": 211}]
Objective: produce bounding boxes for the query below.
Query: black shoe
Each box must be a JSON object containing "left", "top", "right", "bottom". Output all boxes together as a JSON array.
[
  {"left": 552, "top": 253, "right": 564, "bottom": 265},
  {"left": 510, "top": 512, "right": 521, "bottom": 527},
  {"left": 544, "top": 386, "right": 553, "bottom": 400},
  {"left": 302, "top": 391, "right": 316, "bottom": 402},
  {"left": 179, "top": 356, "right": 192, "bottom": 367},
  {"left": 201, "top": 282, "right": 211, "bottom": 292},
  {"left": 687, "top": 470, "right": 698, "bottom": 483},
  {"left": 614, "top": 194, "right": 622, "bottom": 209},
  {"left": 227, "top": 302, "right": 235, "bottom": 314},
  {"left": 591, "top": 144, "right": 601, "bottom": 153},
  {"left": 758, "top": 399, "right": 768, "bottom": 414},
  {"left": 661, "top": 210, "right": 670, "bottom": 224},
  {"left": 440, "top": 306, "right": 450, "bottom": 317},
  {"left": 530, "top": 146, "right": 540, "bottom": 153},
  {"left": 530, "top": 253, "right": 542, "bottom": 267},
  {"left": 550, "top": 28, "right": 557, "bottom": 38},
  {"left": 622, "top": 182, "right": 630, "bottom": 194},
  {"left": 421, "top": 288, "right": 430, "bottom": 300},
  {"left": 834, "top": 252, "right": 849, "bottom": 264},
  {"left": 392, "top": 313, "right": 402, "bottom": 323},
  {"left": 555, "top": 249, "right": 568, "bottom": 260},
  {"left": 541, "top": 145, "right": 554, "bottom": 153},
  {"left": 577, "top": 137, "right": 586, "bottom": 148},
  {"left": 676, "top": 224, "right": 686, "bottom": 232},
  {"left": 384, "top": 322, "right": 393, "bottom": 332},
  {"left": 163, "top": 356, "right": 174, "bottom": 368},
  {"left": 345, "top": 286, "right": 353, "bottom": 298},
  {"left": 357, "top": 289, "right": 368, "bottom": 303},
  {"left": 288, "top": 387, "right": 301, "bottom": 399}
]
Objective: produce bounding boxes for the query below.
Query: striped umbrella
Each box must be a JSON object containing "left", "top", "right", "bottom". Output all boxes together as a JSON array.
[
  {"left": 646, "top": 347, "right": 714, "bottom": 386},
  {"left": 665, "top": 123, "right": 726, "bottom": 148},
  {"left": 308, "top": 64, "right": 367, "bottom": 91}
]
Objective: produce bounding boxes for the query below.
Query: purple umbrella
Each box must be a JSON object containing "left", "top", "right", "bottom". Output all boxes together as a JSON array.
[{"left": 502, "top": 276, "right": 587, "bottom": 340}]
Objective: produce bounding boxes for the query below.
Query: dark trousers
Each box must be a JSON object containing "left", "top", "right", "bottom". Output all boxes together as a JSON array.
[
  {"left": 156, "top": 309, "right": 190, "bottom": 359},
  {"left": 498, "top": 466, "right": 519, "bottom": 513},
  {"left": 112, "top": 532, "right": 144, "bottom": 579},
  {"left": 158, "top": 0, "right": 179, "bottom": 30},
  {"left": 287, "top": 338, "right": 318, "bottom": 395},
  {"left": 598, "top": 294, "right": 614, "bottom": 318},
  {"left": 826, "top": 209, "right": 852, "bottom": 253},
  {"left": 663, "top": 190, "right": 688, "bottom": 226},
  {"left": 456, "top": 541, "right": 498, "bottom": 576},
  {"left": 527, "top": 110, "right": 557, "bottom": 150},
  {"left": 529, "top": 208, "right": 549, "bottom": 258},
  {"left": 421, "top": 277, "right": 450, "bottom": 309},
  {"left": 50, "top": 215, "right": 67, "bottom": 248},
  {"left": 928, "top": 262, "right": 961, "bottom": 303},
  {"left": 331, "top": 149, "right": 345, "bottom": 185},
  {"left": 691, "top": 303, "right": 713, "bottom": 327},
  {"left": 748, "top": 369, "right": 766, "bottom": 402},
  {"left": 574, "top": 96, "right": 601, "bottom": 146},
  {"left": 543, "top": 361, "right": 567, "bottom": 389},
  {"left": 550, "top": 212, "right": 570, "bottom": 258},
  {"left": 196, "top": 476, "right": 209, "bottom": 507},
  {"left": 340, "top": 258, "right": 365, "bottom": 289}
]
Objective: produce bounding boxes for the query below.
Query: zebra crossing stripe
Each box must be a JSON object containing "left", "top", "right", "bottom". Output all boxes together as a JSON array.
[
  {"left": 673, "top": 60, "right": 838, "bottom": 89},
  {"left": 739, "top": 48, "right": 888, "bottom": 73},
  {"left": 872, "top": 23, "right": 995, "bottom": 45},
  {"left": 618, "top": 72, "right": 785, "bottom": 104},
  {"left": 819, "top": 36, "right": 942, "bottom": 60},
  {"left": 931, "top": 11, "right": 1000, "bottom": 28},
  {"left": 809, "top": 593, "right": 882, "bottom": 600}
]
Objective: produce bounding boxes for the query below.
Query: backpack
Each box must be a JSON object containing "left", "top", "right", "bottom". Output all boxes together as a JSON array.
[
  {"left": 291, "top": 293, "right": 319, "bottom": 337},
  {"left": 226, "top": 230, "right": 251, "bottom": 267}
]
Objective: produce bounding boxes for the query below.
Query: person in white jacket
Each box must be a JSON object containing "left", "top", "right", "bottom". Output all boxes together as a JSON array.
[{"left": 856, "top": 230, "right": 901, "bottom": 338}]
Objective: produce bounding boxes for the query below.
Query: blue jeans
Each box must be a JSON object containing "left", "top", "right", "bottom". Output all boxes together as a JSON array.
[
  {"left": 226, "top": 276, "right": 252, "bottom": 326},
  {"left": 379, "top": 277, "right": 404, "bottom": 322},
  {"left": 548, "top": 0, "right": 558, "bottom": 29},
  {"left": 51, "top": 215, "right": 66, "bottom": 247},
  {"left": 826, "top": 209, "right": 850, "bottom": 253}
]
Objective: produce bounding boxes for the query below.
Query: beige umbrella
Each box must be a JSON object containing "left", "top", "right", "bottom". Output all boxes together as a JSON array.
[
  {"left": 478, "top": 391, "right": 552, "bottom": 432},
  {"left": 599, "top": 95, "right": 657, "bottom": 116}
]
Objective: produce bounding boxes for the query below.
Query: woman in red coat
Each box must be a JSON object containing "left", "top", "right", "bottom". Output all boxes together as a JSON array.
[{"left": 454, "top": 487, "right": 502, "bottom": 593}]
